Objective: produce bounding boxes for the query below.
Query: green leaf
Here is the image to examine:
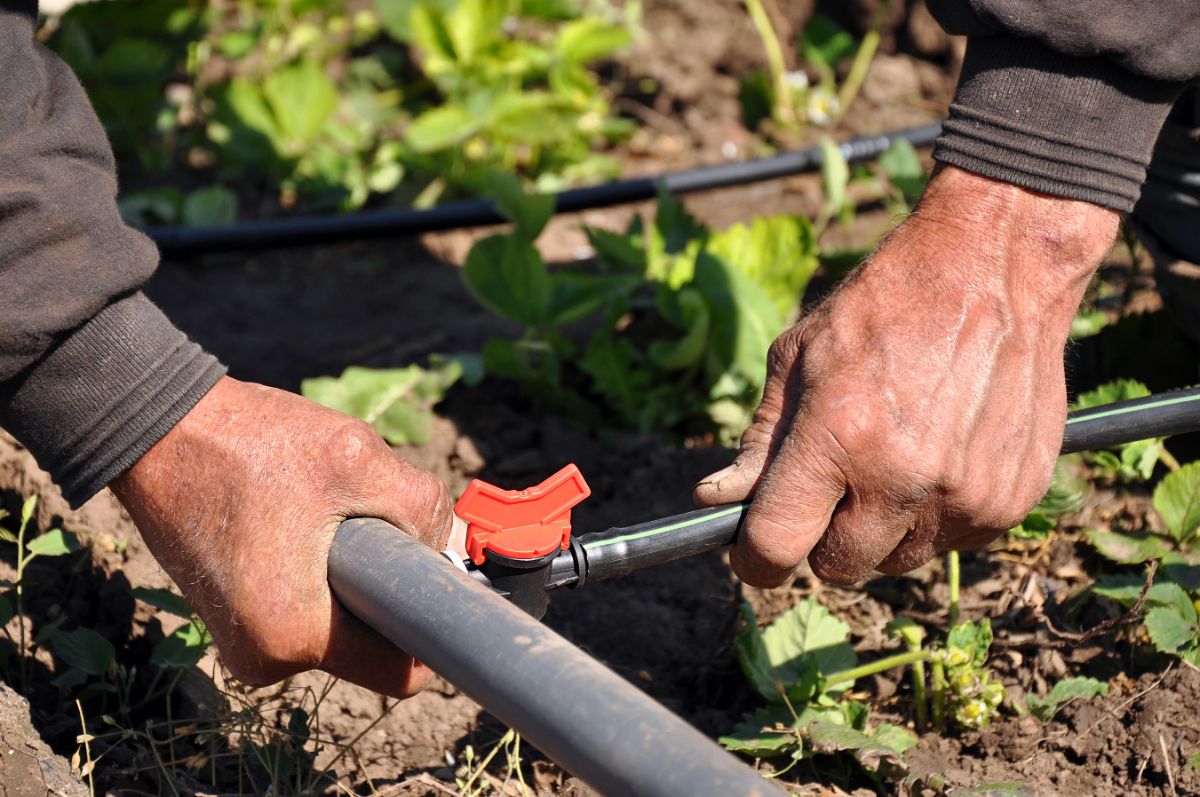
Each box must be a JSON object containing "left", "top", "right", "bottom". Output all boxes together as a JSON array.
[
  {"left": 757, "top": 597, "right": 857, "bottom": 690},
  {"left": 1036, "top": 455, "right": 1088, "bottom": 518},
  {"left": 1090, "top": 573, "right": 1152, "bottom": 605},
  {"left": 119, "top": 188, "right": 183, "bottom": 227},
  {"left": 182, "top": 186, "right": 238, "bottom": 227},
  {"left": 692, "top": 251, "right": 784, "bottom": 391},
  {"left": 1073, "top": 378, "right": 1151, "bottom": 409},
  {"left": 133, "top": 587, "right": 193, "bottom": 619},
  {"left": 1154, "top": 462, "right": 1200, "bottom": 544},
  {"left": 554, "top": 17, "right": 631, "bottom": 63},
  {"left": 738, "top": 70, "right": 774, "bottom": 132},
  {"left": 580, "top": 333, "right": 651, "bottom": 422},
  {"left": 376, "top": 0, "right": 457, "bottom": 43},
  {"left": 51, "top": 628, "right": 116, "bottom": 677},
  {"left": 585, "top": 227, "right": 645, "bottom": 273},
  {"left": 217, "top": 78, "right": 284, "bottom": 154},
  {"left": 819, "top": 136, "right": 849, "bottom": 219},
  {"left": 301, "top": 362, "right": 462, "bottom": 446},
  {"left": 807, "top": 721, "right": 910, "bottom": 770},
  {"left": 653, "top": 192, "right": 706, "bottom": 257},
  {"left": 151, "top": 620, "right": 212, "bottom": 669},
  {"left": 27, "top": 529, "right": 79, "bottom": 558},
  {"left": 945, "top": 785, "right": 1033, "bottom": 797},
  {"left": 800, "top": 14, "right": 856, "bottom": 75},
  {"left": 446, "top": 0, "right": 506, "bottom": 62},
  {"left": 648, "top": 287, "right": 711, "bottom": 371},
  {"left": 946, "top": 619, "right": 993, "bottom": 668},
  {"left": 93, "top": 37, "right": 169, "bottom": 83},
  {"left": 1145, "top": 605, "right": 1197, "bottom": 654},
  {"left": 884, "top": 617, "right": 925, "bottom": 647},
  {"left": 406, "top": 105, "right": 479, "bottom": 153},
  {"left": 262, "top": 60, "right": 338, "bottom": 148},
  {"left": 706, "top": 214, "right": 819, "bottom": 318},
  {"left": 871, "top": 723, "right": 919, "bottom": 755},
  {"left": 1010, "top": 511, "right": 1054, "bottom": 540},
  {"left": 462, "top": 235, "right": 551, "bottom": 326},
  {"left": 720, "top": 704, "right": 796, "bottom": 757},
  {"left": 0, "top": 597, "right": 13, "bottom": 628},
  {"left": 20, "top": 495, "right": 36, "bottom": 529},
  {"left": 407, "top": 2, "right": 458, "bottom": 62},
  {"left": 1024, "top": 676, "right": 1109, "bottom": 720},
  {"left": 487, "top": 92, "right": 574, "bottom": 145},
  {"left": 1084, "top": 529, "right": 1174, "bottom": 564},
  {"left": 1071, "top": 308, "right": 1108, "bottom": 340},
  {"left": 877, "top": 139, "right": 926, "bottom": 205},
  {"left": 1145, "top": 581, "right": 1198, "bottom": 623},
  {"left": 489, "top": 173, "right": 555, "bottom": 241},
  {"left": 548, "top": 273, "right": 639, "bottom": 326},
  {"left": 430, "top": 352, "right": 485, "bottom": 387}
]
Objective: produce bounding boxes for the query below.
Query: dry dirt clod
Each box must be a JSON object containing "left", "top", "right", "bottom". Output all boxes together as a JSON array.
[{"left": 0, "top": 683, "right": 85, "bottom": 797}]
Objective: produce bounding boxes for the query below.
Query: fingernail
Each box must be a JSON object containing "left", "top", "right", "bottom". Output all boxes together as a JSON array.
[{"left": 699, "top": 463, "right": 737, "bottom": 487}]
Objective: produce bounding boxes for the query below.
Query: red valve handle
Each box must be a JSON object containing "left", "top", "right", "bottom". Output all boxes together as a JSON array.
[{"left": 454, "top": 464, "right": 592, "bottom": 565}]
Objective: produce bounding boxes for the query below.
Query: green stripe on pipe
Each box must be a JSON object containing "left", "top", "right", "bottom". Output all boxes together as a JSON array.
[
  {"left": 584, "top": 504, "right": 746, "bottom": 550},
  {"left": 1066, "top": 391, "right": 1200, "bottom": 424}
]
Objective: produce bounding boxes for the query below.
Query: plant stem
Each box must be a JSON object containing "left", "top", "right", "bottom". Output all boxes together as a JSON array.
[
  {"left": 947, "top": 550, "right": 960, "bottom": 628},
  {"left": 76, "top": 700, "right": 95, "bottom": 797},
  {"left": 911, "top": 657, "right": 928, "bottom": 731},
  {"left": 930, "top": 657, "right": 947, "bottom": 731},
  {"left": 742, "top": 0, "right": 796, "bottom": 126},
  {"left": 834, "top": 0, "right": 889, "bottom": 122},
  {"left": 824, "top": 648, "right": 932, "bottom": 690},
  {"left": 16, "top": 507, "right": 29, "bottom": 693},
  {"left": 1161, "top": 446, "right": 1182, "bottom": 473}
]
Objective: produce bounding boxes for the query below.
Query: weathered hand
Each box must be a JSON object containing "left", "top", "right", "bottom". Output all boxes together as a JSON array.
[
  {"left": 111, "top": 376, "right": 454, "bottom": 697},
  {"left": 695, "top": 166, "right": 1119, "bottom": 587}
]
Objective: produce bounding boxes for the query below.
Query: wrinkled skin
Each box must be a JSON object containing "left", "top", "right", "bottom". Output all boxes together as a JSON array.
[
  {"left": 696, "top": 165, "right": 1119, "bottom": 587},
  {"left": 112, "top": 377, "right": 455, "bottom": 697}
]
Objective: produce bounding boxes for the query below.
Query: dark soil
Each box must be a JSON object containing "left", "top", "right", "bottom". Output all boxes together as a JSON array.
[{"left": 2, "top": 2, "right": 1197, "bottom": 796}]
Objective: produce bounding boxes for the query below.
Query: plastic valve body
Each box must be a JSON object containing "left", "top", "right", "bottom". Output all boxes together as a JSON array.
[{"left": 455, "top": 464, "right": 591, "bottom": 566}]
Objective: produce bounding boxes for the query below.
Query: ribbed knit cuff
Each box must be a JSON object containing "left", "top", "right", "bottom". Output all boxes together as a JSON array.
[
  {"left": 0, "top": 293, "right": 225, "bottom": 507},
  {"left": 934, "top": 36, "right": 1186, "bottom": 212}
]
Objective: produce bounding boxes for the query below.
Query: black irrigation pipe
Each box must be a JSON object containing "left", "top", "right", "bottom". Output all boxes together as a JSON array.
[
  {"left": 545, "top": 385, "right": 1200, "bottom": 588},
  {"left": 148, "top": 121, "right": 944, "bottom": 256}
]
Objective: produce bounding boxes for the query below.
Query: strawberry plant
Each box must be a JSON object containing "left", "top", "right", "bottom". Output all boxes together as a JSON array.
[
  {"left": 1084, "top": 457, "right": 1200, "bottom": 665},
  {"left": 49, "top": 0, "right": 636, "bottom": 217},
  {"left": 738, "top": 7, "right": 887, "bottom": 140},
  {"left": 461, "top": 179, "right": 820, "bottom": 441},
  {"left": 721, "top": 597, "right": 919, "bottom": 776},
  {"left": 723, "top": 547, "right": 1010, "bottom": 782}
]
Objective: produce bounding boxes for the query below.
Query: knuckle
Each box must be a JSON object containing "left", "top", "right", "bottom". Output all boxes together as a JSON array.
[
  {"left": 766, "top": 329, "right": 802, "bottom": 372},
  {"left": 808, "top": 556, "right": 864, "bottom": 586},
  {"left": 325, "top": 418, "right": 386, "bottom": 466}
]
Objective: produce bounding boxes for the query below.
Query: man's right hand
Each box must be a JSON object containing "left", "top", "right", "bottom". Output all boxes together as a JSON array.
[
  {"left": 111, "top": 377, "right": 454, "bottom": 698},
  {"left": 696, "top": 166, "right": 1119, "bottom": 587}
]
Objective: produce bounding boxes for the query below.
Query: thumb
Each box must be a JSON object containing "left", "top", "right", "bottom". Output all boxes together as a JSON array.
[{"left": 695, "top": 335, "right": 801, "bottom": 506}]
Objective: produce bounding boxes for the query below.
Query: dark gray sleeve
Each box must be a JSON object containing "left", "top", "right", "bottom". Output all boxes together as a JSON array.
[
  {"left": 927, "top": 1, "right": 1200, "bottom": 211},
  {"left": 0, "top": 7, "right": 224, "bottom": 507}
]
